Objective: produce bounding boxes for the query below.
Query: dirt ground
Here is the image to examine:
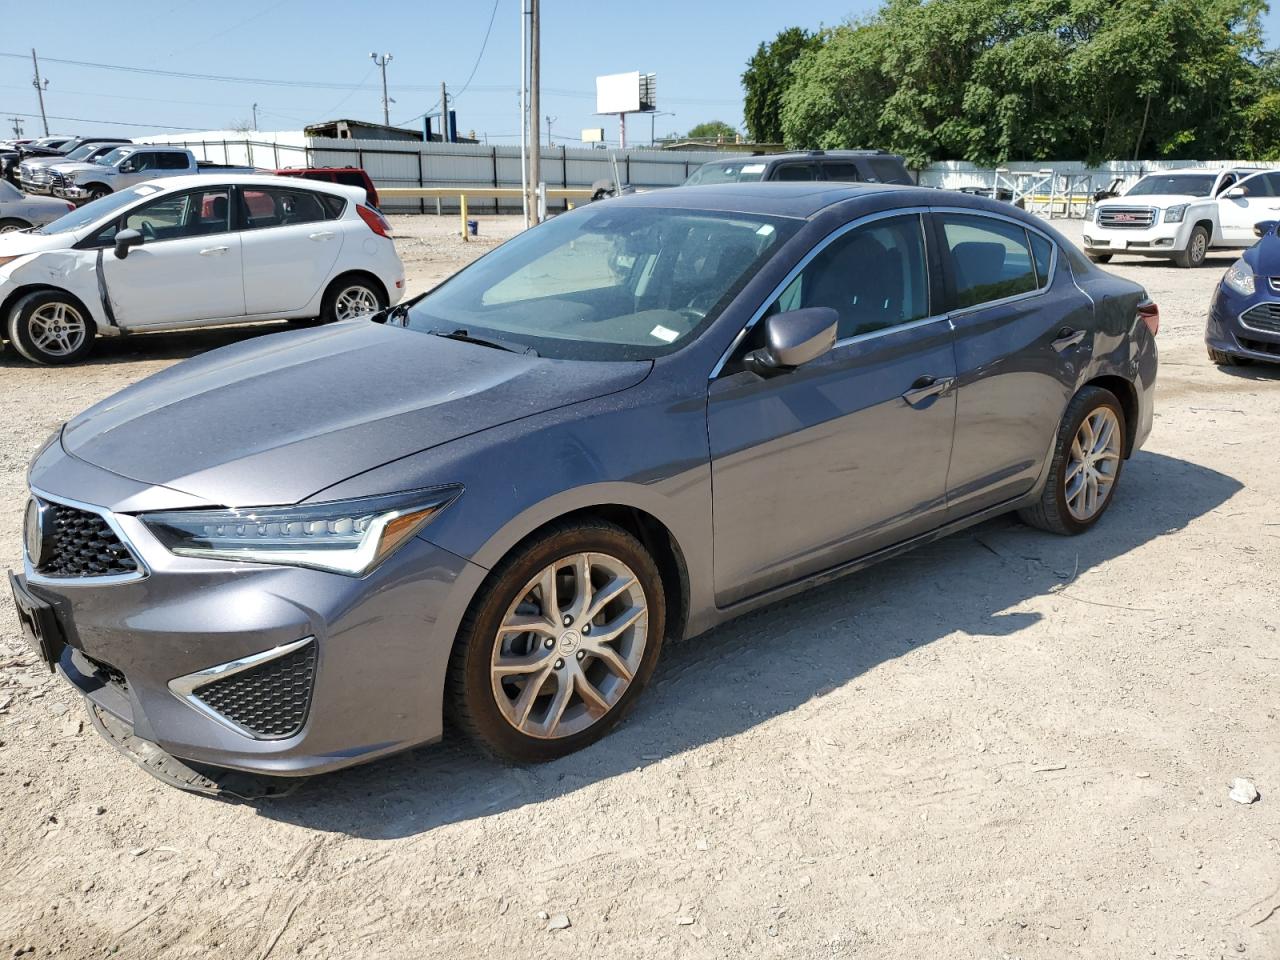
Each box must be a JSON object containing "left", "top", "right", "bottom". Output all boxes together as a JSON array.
[{"left": 0, "top": 213, "right": 1277, "bottom": 960}]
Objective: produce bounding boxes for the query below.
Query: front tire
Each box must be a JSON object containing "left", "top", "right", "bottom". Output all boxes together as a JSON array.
[
  {"left": 1019, "top": 386, "right": 1126, "bottom": 536},
  {"left": 0, "top": 218, "right": 31, "bottom": 234},
  {"left": 6, "top": 291, "right": 96, "bottom": 365},
  {"left": 1173, "top": 225, "right": 1209, "bottom": 268},
  {"left": 84, "top": 185, "right": 110, "bottom": 202},
  {"left": 1207, "top": 347, "right": 1248, "bottom": 367},
  {"left": 318, "top": 275, "right": 386, "bottom": 324},
  {"left": 1087, "top": 253, "right": 1112, "bottom": 264},
  {"left": 446, "top": 519, "right": 666, "bottom": 762}
]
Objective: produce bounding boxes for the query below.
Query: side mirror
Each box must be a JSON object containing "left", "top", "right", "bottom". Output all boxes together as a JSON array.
[
  {"left": 1254, "top": 220, "right": 1278, "bottom": 239},
  {"left": 746, "top": 307, "right": 839, "bottom": 375},
  {"left": 113, "top": 228, "right": 143, "bottom": 259},
  {"left": 1224, "top": 186, "right": 1245, "bottom": 199},
  {"left": 119, "top": 161, "right": 136, "bottom": 174}
]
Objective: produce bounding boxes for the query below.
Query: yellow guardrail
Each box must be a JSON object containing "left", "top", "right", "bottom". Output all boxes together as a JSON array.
[{"left": 378, "top": 186, "right": 595, "bottom": 239}]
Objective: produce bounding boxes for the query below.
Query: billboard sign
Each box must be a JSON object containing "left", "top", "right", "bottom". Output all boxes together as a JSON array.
[{"left": 596, "top": 72, "right": 656, "bottom": 114}]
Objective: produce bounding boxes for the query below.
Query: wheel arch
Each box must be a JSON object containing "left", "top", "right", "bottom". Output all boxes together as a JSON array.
[
  {"left": 324, "top": 269, "right": 389, "bottom": 307},
  {"left": 1194, "top": 218, "right": 1215, "bottom": 244},
  {"left": 1, "top": 284, "right": 99, "bottom": 339},
  {"left": 1083, "top": 374, "right": 1138, "bottom": 457}
]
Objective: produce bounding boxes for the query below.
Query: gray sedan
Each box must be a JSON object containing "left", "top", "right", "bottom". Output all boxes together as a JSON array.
[
  {"left": 11, "top": 183, "right": 1158, "bottom": 786},
  {"left": 0, "top": 179, "right": 75, "bottom": 233}
]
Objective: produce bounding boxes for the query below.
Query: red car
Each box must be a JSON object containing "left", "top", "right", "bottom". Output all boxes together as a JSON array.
[{"left": 272, "top": 167, "right": 379, "bottom": 208}]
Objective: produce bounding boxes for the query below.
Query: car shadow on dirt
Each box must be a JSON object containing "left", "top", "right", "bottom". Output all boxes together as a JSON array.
[
  {"left": 1214, "top": 362, "right": 1280, "bottom": 381},
  {"left": 0, "top": 322, "right": 294, "bottom": 367},
  {"left": 253, "top": 450, "right": 1240, "bottom": 838}
]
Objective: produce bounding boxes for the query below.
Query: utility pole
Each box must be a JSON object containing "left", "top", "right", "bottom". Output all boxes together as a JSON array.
[
  {"left": 251, "top": 103, "right": 259, "bottom": 131},
  {"left": 370, "top": 52, "right": 393, "bottom": 126},
  {"left": 519, "top": 2, "right": 529, "bottom": 227},
  {"left": 31, "top": 48, "right": 49, "bottom": 136},
  {"left": 7, "top": 117, "right": 24, "bottom": 139},
  {"left": 545, "top": 115, "right": 556, "bottom": 147},
  {"left": 440, "top": 82, "right": 448, "bottom": 143},
  {"left": 528, "top": 0, "right": 540, "bottom": 223}
]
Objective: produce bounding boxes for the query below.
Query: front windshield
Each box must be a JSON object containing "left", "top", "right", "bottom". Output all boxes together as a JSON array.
[
  {"left": 36, "top": 185, "right": 157, "bottom": 235},
  {"left": 62, "top": 144, "right": 96, "bottom": 161},
  {"left": 402, "top": 206, "right": 798, "bottom": 361},
  {"left": 1125, "top": 174, "right": 1216, "bottom": 197},
  {"left": 683, "top": 161, "right": 769, "bottom": 186},
  {"left": 96, "top": 148, "right": 131, "bottom": 168}
]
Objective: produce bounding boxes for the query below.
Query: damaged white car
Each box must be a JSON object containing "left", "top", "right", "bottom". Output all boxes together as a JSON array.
[{"left": 0, "top": 175, "right": 404, "bottom": 364}]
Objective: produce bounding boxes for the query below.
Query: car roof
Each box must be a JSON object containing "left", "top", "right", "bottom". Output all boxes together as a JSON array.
[
  {"left": 608, "top": 181, "right": 928, "bottom": 219},
  {"left": 702, "top": 150, "right": 898, "bottom": 166},
  {"left": 133, "top": 173, "right": 366, "bottom": 202}
]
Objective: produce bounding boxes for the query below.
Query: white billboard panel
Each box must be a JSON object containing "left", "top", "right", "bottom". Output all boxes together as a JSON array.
[
  {"left": 596, "top": 72, "right": 641, "bottom": 114},
  {"left": 581, "top": 127, "right": 605, "bottom": 143}
]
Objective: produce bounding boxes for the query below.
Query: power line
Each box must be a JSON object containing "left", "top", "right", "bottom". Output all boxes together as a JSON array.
[
  {"left": 395, "top": 0, "right": 500, "bottom": 128},
  {"left": 5, "top": 110, "right": 210, "bottom": 132}
]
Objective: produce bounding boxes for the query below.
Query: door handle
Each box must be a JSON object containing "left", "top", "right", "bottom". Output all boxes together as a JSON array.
[
  {"left": 1052, "top": 328, "right": 1087, "bottom": 351},
  {"left": 308, "top": 231, "right": 336, "bottom": 241},
  {"left": 901, "top": 375, "right": 955, "bottom": 406},
  {"left": 199, "top": 246, "right": 229, "bottom": 256}
]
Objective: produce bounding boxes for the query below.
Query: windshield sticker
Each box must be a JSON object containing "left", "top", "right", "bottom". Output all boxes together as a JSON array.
[
  {"left": 756, "top": 224, "right": 775, "bottom": 237},
  {"left": 741, "top": 163, "right": 766, "bottom": 174},
  {"left": 650, "top": 325, "right": 679, "bottom": 343}
]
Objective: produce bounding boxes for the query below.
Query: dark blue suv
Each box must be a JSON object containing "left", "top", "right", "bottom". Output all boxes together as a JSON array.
[{"left": 1207, "top": 219, "right": 1280, "bottom": 367}]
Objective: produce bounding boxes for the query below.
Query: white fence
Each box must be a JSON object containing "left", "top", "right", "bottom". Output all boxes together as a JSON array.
[
  {"left": 917, "top": 159, "right": 1280, "bottom": 195},
  {"left": 139, "top": 133, "right": 729, "bottom": 214}
]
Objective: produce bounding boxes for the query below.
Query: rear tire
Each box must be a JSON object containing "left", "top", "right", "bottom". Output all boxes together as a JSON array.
[
  {"left": 318, "top": 275, "right": 386, "bottom": 324},
  {"left": 84, "top": 185, "right": 110, "bottom": 203},
  {"left": 0, "top": 218, "right": 31, "bottom": 234},
  {"left": 6, "top": 290, "right": 96, "bottom": 365},
  {"left": 1087, "top": 253, "right": 1112, "bottom": 264},
  {"left": 1019, "top": 386, "right": 1126, "bottom": 536},
  {"left": 1173, "top": 225, "right": 1209, "bottom": 268},
  {"left": 446, "top": 519, "right": 666, "bottom": 762}
]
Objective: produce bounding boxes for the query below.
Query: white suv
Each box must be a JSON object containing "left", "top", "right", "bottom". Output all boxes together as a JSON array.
[
  {"left": 1085, "top": 167, "right": 1279, "bottom": 268},
  {"left": 0, "top": 174, "right": 404, "bottom": 364}
]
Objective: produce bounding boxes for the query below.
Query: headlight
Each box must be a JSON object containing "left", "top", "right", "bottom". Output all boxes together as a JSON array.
[
  {"left": 141, "top": 486, "right": 462, "bottom": 576},
  {"left": 1164, "top": 204, "right": 1188, "bottom": 223},
  {"left": 1223, "top": 258, "right": 1255, "bottom": 296}
]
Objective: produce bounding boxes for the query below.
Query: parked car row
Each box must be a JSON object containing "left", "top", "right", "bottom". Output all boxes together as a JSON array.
[{"left": 0, "top": 179, "right": 76, "bottom": 233}]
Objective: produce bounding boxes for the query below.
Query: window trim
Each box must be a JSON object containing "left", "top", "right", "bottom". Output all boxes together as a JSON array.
[
  {"left": 928, "top": 206, "right": 1058, "bottom": 317},
  {"left": 81, "top": 186, "right": 237, "bottom": 249},
  {"left": 709, "top": 206, "right": 939, "bottom": 379}
]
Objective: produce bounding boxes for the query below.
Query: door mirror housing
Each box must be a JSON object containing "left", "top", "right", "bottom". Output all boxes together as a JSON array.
[
  {"left": 1224, "top": 186, "right": 1246, "bottom": 199},
  {"left": 746, "top": 307, "right": 839, "bottom": 375},
  {"left": 113, "top": 228, "right": 144, "bottom": 259},
  {"left": 1254, "top": 219, "right": 1278, "bottom": 239}
]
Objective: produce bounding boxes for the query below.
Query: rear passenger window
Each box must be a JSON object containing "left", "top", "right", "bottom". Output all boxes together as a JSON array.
[
  {"left": 238, "top": 188, "right": 329, "bottom": 230},
  {"left": 156, "top": 152, "right": 189, "bottom": 170},
  {"left": 773, "top": 164, "right": 815, "bottom": 182},
  {"left": 321, "top": 194, "right": 347, "bottom": 219},
  {"left": 770, "top": 214, "right": 929, "bottom": 339},
  {"left": 822, "top": 162, "right": 861, "bottom": 182},
  {"left": 940, "top": 215, "right": 1038, "bottom": 308},
  {"left": 866, "top": 158, "right": 909, "bottom": 183},
  {"left": 1029, "top": 233, "right": 1053, "bottom": 288},
  {"left": 1237, "top": 174, "right": 1274, "bottom": 198}
]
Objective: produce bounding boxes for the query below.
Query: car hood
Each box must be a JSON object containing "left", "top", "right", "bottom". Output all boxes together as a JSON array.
[
  {"left": 53, "top": 161, "right": 112, "bottom": 176},
  {"left": 0, "top": 229, "right": 76, "bottom": 257},
  {"left": 61, "top": 320, "right": 653, "bottom": 507},
  {"left": 1100, "top": 193, "right": 1208, "bottom": 208}
]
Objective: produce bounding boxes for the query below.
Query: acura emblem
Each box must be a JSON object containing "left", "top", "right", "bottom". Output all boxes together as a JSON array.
[{"left": 24, "top": 498, "right": 51, "bottom": 568}]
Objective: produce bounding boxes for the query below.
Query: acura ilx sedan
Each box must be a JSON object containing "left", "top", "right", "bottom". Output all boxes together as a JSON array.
[{"left": 11, "top": 184, "right": 1158, "bottom": 787}]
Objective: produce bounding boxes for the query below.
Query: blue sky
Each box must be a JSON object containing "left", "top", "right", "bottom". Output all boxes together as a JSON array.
[{"left": 4, "top": 0, "right": 1279, "bottom": 145}]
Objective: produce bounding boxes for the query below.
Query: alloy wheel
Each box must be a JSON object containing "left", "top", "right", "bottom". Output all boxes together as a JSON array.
[
  {"left": 27, "top": 302, "right": 88, "bottom": 357},
  {"left": 333, "top": 285, "right": 380, "bottom": 320},
  {"left": 490, "top": 552, "right": 648, "bottom": 740},
  {"left": 1064, "top": 407, "right": 1122, "bottom": 521}
]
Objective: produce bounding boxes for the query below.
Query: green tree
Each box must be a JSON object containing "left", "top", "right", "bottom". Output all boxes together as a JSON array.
[
  {"left": 777, "top": 0, "right": 1280, "bottom": 164},
  {"left": 685, "top": 120, "right": 739, "bottom": 141},
  {"left": 742, "top": 27, "right": 823, "bottom": 143}
]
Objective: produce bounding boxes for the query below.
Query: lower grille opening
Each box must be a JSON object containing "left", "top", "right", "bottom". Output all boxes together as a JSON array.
[
  {"left": 82, "top": 653, "right": 129, "bottom": 693},
  {"left": 191, "top": 641, "right": 317, "bottom": 739},
  {"left": 1240, "top": 337, "right": 1280, "bottom": 357}
]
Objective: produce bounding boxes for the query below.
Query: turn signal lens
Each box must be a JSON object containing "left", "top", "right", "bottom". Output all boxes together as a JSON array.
[
  {"left": 357, "top": 204, "right": 392, "bottom": 238},
  {"left": 1136, "top": 300, "right": 1159, "bottom": 336}
]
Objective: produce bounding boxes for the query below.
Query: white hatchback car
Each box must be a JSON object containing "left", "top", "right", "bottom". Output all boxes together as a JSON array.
[{"left": 0, "top": 174, "right": 404, "bottom": 364}]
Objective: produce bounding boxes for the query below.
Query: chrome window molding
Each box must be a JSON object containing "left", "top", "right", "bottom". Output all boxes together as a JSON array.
[
  {"left": 167, "top": 636, "right": 315, "bottom": 741},
  {"left": 709, "top": 204, "right": 1060, "bottom": 379},
  {"left": 24, "top": 485, "right": 150, "bottom": 587}
]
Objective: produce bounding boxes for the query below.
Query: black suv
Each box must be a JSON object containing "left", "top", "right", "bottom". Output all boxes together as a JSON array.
[{"left": 683, "top": 150, "right": 912, "bottom": 187}]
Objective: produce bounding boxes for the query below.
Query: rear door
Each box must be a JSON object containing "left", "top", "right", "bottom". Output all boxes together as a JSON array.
[
  {"left": 236, "top": 185, "right": 345, "bottom": 315},
  {"left": 707, "top": 212, "right": 957, "bottom": 605},
  {"left": 934, "top": 210, "right": 1092, "bottom": 518}
]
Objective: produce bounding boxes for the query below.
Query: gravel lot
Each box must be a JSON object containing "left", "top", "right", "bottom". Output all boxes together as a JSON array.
[{"left": 0, "top": 213, "right": 1277, "bottom": 960}]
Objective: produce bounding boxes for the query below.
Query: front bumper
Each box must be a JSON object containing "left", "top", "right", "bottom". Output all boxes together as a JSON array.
[
  {"left": 20, "top": 440, "right": 488, "bottom": 776},
  {"left": 52, "top": 184, "right": 91, "bottom": 201},
  {"left": 1082, "top": 221, "right": 1184, "bottom": 255},
  {"left": 1206, "top": 286, "right": 1280, "bottom": 364}
]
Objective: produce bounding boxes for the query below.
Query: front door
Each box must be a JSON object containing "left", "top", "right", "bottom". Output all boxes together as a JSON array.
[
  {"left": 707, "top": 213, "right": 957, "bottom": 607},
  {"left": 935, "top": 211, "right": 1093, "bottom": 517},
  {"left": 99, "top": 186, "right": 245, "bottom": 327},
  {"left": 1218, "top": 172, "right": 1280, "bottom": 245}
]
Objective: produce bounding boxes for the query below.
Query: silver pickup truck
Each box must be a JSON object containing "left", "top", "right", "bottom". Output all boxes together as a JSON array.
[{"left": 51, "top": 145, "right": 255, "bottom": 203}]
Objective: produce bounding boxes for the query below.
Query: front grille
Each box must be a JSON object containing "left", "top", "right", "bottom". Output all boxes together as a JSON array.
[
  {"left": 49, "top": 170, "right": 67, "bottom": 188},
  {"left": 1240, "top": 303, "right": 1280, "bottom": 335},
  {"left": 192, "top": 642, "right": 317, "bottom": 738},
  {"left": 34, "top": 500, "right": 139, "bottom": 578},
  {"left": 1097, "top": 206, "right": 1156, "bottom": 228}
]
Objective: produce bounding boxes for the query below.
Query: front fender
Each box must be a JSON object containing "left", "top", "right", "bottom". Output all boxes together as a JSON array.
[{"left": 0, "top": 250, "right": 111, "bottom": 332}]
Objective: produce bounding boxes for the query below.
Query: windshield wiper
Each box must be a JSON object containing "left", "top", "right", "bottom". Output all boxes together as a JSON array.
[{"left": 429, "top": 328, "right": 538, "bottom": 357}]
